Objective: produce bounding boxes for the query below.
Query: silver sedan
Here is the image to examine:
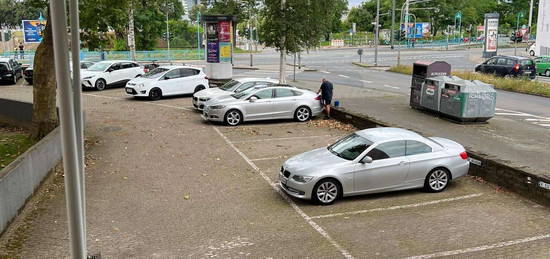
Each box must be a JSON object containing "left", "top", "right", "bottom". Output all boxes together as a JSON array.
[
  {"left": 280, "top": 128, "right": 470, "bottom": 205},
  {"left": 202, "top": 85, "right": 322, "bottom": 126}
]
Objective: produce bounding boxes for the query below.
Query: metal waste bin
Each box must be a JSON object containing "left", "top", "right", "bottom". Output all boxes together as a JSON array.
[
  {"left": 420, "top": 76, "right": 463, "bottom": 112},
  {"left": 410, "top": 61, "right": 451, "bottom": 109},
  {"left": 439, "top": 80, "right": 497, "bottom": 122}
]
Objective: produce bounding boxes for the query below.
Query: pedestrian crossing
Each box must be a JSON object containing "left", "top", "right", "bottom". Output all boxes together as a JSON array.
[{"left": 495, "top": 108, "right": 550, "bottom": 129}]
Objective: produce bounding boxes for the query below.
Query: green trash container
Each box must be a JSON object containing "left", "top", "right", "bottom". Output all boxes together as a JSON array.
[{"left": 439, "top": 80, "right": 497, "bottom": 122}]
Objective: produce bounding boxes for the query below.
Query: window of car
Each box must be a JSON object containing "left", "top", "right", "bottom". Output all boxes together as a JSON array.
[
  {"left": 121, "top": 63, "right": 134, "bottom": 69},
  {"left": 520, "top": 59, "right": 534, "bottom": 66},
  {"left": 544, "top": 58, "right": 550, "bottom": 63},
  {"left": 0, "top": 63, "right": 9, "bottom": 72},
  {"left": 234, "top": 82, "right": 255, "bottom": 93},
  {"left": 143, "top": 68, "right": 169, "bottom": 79},
  {"left": 366, "top": 140, "right": 406, "bottom": 161},
  {"left": 405, "top": 140, "right": 432, "bottom": 156},
  {"left": 485, "top": 58, "right": 497, "bottom": 65},
  {"left": 328, "top": 133, "right": 373, "bottom": 161},
  {"left": 292, "top": 90, "right": 303, "bottom": 96},
  {"left": 496, "top": 58, "right": 508, "bottom": 65},
  {"left": 181, "top": 68, "right": 199, "bottom": 77},
  {"left": 132, "top": 62, "right": 140, "bottom": 68},
  {"left": 87, "top": 62, "right": 111, "bottom": 71},
  {"left": 252, "top": 89, "right": 273, "bottom": 99},
  {"left": 220, "top": 80, "right": 240, "bottom": 91},
  {"left": 506, "top": 59, "right": 516, "bottom": 66},
  {"left": 163, "top": 69, "right": 181, "bottom": 80},
  {"left": 275, "top": 88, "right": 296, "bottom": 98},
  {"left": 110, "top": 63, "right": 122, "bottom": 71}
]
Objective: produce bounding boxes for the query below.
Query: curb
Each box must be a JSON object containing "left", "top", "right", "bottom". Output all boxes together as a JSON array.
[
  {"left": 329, "top": 107, "right": 550, "bottom": 207},
  {"left": 351, "top": 62, "right": 391, "bottom": 69},
  {"left": 233, "top": 66, "right": 260, "bottom": 70}
]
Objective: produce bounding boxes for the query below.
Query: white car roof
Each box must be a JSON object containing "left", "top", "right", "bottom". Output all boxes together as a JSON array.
[
  {"left": 95, "top": 60, "right": 137, "bottom": 64},
  {"left": 355, "top": 128, "right": 425, "bottom": 143},
  {"left": 158, "top": 65, "right": 203, "bottom": 70},
  {"left": 235, "top": 77, "right": 279, "bottom": 83}
]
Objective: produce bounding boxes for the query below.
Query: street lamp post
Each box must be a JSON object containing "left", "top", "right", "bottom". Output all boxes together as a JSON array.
[
  {"left": 197, "top": 11, "right": 201, "bottom": 60},
  {"left": 374, "top": 0, "right": 380, "bottom": 66},
  {"left": 165, "top": 3, "right": 171, "bottom": 64}
]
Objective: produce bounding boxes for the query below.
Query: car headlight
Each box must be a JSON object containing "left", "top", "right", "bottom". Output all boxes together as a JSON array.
[
  {"left": 5, "top": 73, "right": 12, "bottom": 76},
  {"left": 83, "top": 76, "right": 93, "bottom": 80},
  {"left": 137, "top": 83, "right": 144, "bottom": 88},
  {"left": 209, "top": 105, "right": 225, "bottom": 109},
  {"left": 292, "top": 175, "right": 314, "bottom": 183}
]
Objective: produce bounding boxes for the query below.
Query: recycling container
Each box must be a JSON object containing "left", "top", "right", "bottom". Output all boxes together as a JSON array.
[
  {"left": 439, "top": 79, "right": 497, "bottom": 122},
  {"left": 410, "top": 61, "right": 451, "bottom": 109}
]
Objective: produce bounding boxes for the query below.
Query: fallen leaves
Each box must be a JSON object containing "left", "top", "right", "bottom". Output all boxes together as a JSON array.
[{"left": 306, "top": 119, "right": 356, "bottom": 132}]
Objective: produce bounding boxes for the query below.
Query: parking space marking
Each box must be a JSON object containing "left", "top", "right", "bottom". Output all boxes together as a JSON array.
[
  {"left": 360, "top": 80, "right": 373, "bottom": 84},
  {"left": 231, "top": 135, "right": 332, "bottom": 144},
  {"left": 213, "top": 127, "right": 354, "bottom": 259},
  {"left": 250, "top": 156, "right": 283, "bottom": 162},
  {"left": 310, "top": 193, "right": 483, "bottom": 219},
  {"left": 405, "top": 233, "right": 550, "bottom": 259},
  {"left": 84, "top": 93, "right": 191, "bottom": 111},
  {"left": 384, "top": 84, "right": 400, "bottom": 89},
  {"left": 338, "top": 74, "right": 350, "bottom": 78},
  {"left": 321, "top": 71, "right": 331, "bottom": 74}
]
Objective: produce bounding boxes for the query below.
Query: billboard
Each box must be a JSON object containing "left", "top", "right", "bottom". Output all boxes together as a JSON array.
[
  {"left": 401, "top": 23, "right": 431, "bottom": 38},
  {"left": 204, "top": 18, "right": 233, "bottom": 64},
  {"left": 483, "top": 13, "right": 499, "bottom": 58},
  {"left": 22, "top": 20, "right": 46, "bottom": 43}
]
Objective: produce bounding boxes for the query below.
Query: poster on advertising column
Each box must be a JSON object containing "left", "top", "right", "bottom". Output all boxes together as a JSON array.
[
  {"left": 22, "top": 20, "right": 47, "bottom": 43},
  {"left": 483, "top": 13, "right": 499, "bottom": 58},
  {"left": 206, "top": 22, "right": 219, "bottom": 63}
]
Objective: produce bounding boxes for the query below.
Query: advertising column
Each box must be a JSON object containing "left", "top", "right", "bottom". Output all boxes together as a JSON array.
[
  {"left": 203, "top": 15, "right": 236, "bottom": 87},
  {"left": 483, "top": 13, "right": 499, "bottom": 58}
]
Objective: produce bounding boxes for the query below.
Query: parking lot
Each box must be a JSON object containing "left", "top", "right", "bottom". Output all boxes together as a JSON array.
[{"left": 2, "top": 85, "right": 550, "bottom": 258}]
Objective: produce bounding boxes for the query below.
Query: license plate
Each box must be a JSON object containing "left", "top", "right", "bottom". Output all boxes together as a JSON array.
[{"left": 125, "top": 88, "right": 132, "bottom": 93}]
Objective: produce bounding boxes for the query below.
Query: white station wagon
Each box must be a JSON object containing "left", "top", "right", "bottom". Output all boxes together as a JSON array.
[{"left": 125, "top": 66, "right": 209, "bottom": 101}]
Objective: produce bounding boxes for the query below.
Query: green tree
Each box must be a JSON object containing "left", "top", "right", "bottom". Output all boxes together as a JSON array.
[{"left": 260, "top": 0, "right": 336, "bottom": 83}]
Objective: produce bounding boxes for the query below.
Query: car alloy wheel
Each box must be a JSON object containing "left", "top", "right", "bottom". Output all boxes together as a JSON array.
[
  {"left": 314, "top": 180, "right": 339, "bottom": 204},
  {"left": 295, "top": 106, "right": 311, "bottom": 122},
  {"left": 149, "top": 88, "right": 162, "bottom": 101},
  {"left": 225, "top": 110, "right": 242, "bottom": 126},
  {"left": 95, "top": 79, "right": 106, "bottom": 91},
  {"left": 427, "top": 169, "right": 449, "bottom": 192},
  {"left": 546, "top": 70, "right": 550, "bottom": 77}
]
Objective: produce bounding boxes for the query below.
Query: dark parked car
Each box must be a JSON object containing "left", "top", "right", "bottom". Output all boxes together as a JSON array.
[
  {"left": 23, "top": 61, "right": 95, "bottom": 85},
  {"left": 475, "top": 56, "right": 536, "bottom": 79},
  {"left": 0, "top": 58, "right": 23, "bottom": 84}
]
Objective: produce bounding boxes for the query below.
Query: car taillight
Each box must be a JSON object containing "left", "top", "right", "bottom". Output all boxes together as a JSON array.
[
  {"left": 314, "top": 96, "right": 321, "bottom": 100},
  {"left": 459, "top": 152, "right": 468, "bottom": 160},
  {"left": 513, "top": 63, "right": 520, "bottom": 71}
]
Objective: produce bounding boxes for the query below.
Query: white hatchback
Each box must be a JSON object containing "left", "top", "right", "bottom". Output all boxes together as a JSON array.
[
  {"left": 81, "top": 60, "right": 143, "bottom": 91},
  {"left": 125, "top": 66, "right": 209, "bottom": 101}
]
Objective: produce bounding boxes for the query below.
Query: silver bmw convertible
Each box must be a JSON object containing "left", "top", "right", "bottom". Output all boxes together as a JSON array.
[{"left": 280, "top": 128, "right": 470, "bottom": 205}]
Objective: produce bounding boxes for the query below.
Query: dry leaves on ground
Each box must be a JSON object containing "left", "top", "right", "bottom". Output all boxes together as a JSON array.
[{"left": 306, "top": 119, "right": 356, "bottom": 132}]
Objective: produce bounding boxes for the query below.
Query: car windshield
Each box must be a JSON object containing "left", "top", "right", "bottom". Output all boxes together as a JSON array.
[
  {"left": 520, "top": 59, "right": 534, "bottom": 66},
  {"left": 230, "top": 87, "right": 259, "bottom": 99},
  {"left": 87, "top": 62, "right": 112, "bottom": 71},
  {"left": 0, "top": 62, "right": 8, "bottom": 72},
  {"left": 328, "top": 133, "right": 373, "bottom": 161},
  {"left": 219, "top": 80, "right": 240, "bottom": 91},
  {"left": 143, "top": 68, "right": 169, "bottom": 78}
]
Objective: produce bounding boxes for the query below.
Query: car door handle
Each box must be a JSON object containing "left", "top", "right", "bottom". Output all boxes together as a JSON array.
[{"left": 399, "top": 161, "right": 408, "bottom": 166}]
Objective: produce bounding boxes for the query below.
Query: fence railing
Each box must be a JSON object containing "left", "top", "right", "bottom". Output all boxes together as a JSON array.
[{"left": 1, "top": 49, "right": 205, "bottom": 64}]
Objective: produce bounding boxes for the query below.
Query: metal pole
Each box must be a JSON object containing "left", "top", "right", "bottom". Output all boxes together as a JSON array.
[
  {"left": 374, "top": 0, "right": 380, "bottom": 66},
  {"left": 391, "top": 0, "right": 395, "bottom": 49},
  {"left": 293, "top": 52, "right": 296, "bottom": 82},
  {"left": 515, "top": 13, "right": 519, "bottom": 55},
  {"left": 405, "top": 0, "right": 409, "bottom": 46},
  {"left": 49, "top": 0, "right": 86, "bottom": 257},
  {"left": 248, "top": 20, "right": 253, "bottom": 67},
  {"left": 528, "top": 0, "right": 534, "bottom": 39},
  {"left": 68, "top": 0, "right": 86, "bottom": 247},
  {"left": 197, "top": 11, "right": 201, "bottom": 60},
  {"left": 166, "top": 6, "right": 171, "bottom": 64}
]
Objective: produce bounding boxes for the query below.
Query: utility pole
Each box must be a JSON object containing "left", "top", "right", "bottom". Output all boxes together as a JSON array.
[
  {"left": 128, "top": 2, "right": 136, "bottom": 61},
  {"left": 197, "top": 11, "right": 201, "bottom": 60},
  {"left": 528, "top": 0, "right": 534, "bottom": 40},
  {"left": 248, "top": 19, "right": 253, "bottom": 67},
  {"left": 165, "top": 3, "right": 171, "bottom": 64},
  {"left": 375, "top": 0, "right": 380, "bottom": 66},
  {"left": 405, "top": 0, "right": 409, "bottom": 46},
  {"left": 390, "top": 0, "right": 395, "bottom": 49},
  {"left": 515, "top": 12, "right": 524, "bottom": 55},
  {"left": 279, "top": 0, "right": 286, "bottom": 84}
]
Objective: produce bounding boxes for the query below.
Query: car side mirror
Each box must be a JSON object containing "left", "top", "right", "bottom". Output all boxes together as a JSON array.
[
  {"left": 249, "top": 96, "right": 258, "bottom": 102},
  {"left": 360, "top": 156, "right": 373, "bottom": 164},
  {"left": 107, "top": 68, "right": 113, "bottom": 72}
]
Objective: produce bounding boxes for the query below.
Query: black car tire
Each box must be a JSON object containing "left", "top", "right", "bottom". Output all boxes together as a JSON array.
[
  {"left": 12, "top": 75, "right": 17, "bottom": 85},
  {"left": 545, "top": 70, "right": 550, "bottom": 77},
  {"left": 194, "top": 85, "right": 206, "bottom": 94},
  {"left": 424, "top": 168, "right": 451, "bottom": 193},
  {"left": 312, "top": 178, "right": 341, "bottom": 205},
  {"left": 149, "top": 88, "right": 162, "bottom": 101},
  {"left": 95, "top": 79, "right": 107, "bottom": 91}
]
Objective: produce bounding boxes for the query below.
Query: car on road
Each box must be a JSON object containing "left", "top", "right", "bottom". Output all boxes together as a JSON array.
[
  {"left": 202, "top": 85, "right": 322, "bottom": 126},
  {"left": 193, "top": 77, "right": 279, "bottom": 111},
  {"left": 125, "top": 66, "right": 209, "bottom": 101},
  {"left": 534, "top": 56, "right": 550, "bottom": 77},
  {"left": 24, "top": 61, "right": 95, "bottom": 85},
  {"left": 81, "top": 60, "right": 143, "bottom": 91},
  {"left": 0, "top": 58, "right": 22, "bottom": 84},
  {"left": 280, "top": 128, "right": 470, "bottom": 205},
  {"left": 475, "top": 55, "right": 536, "bottom": 79}
]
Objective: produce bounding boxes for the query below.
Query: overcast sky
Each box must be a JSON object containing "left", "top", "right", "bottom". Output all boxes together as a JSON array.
[{"left": 348, "top": 0, "right": 364, "bottom": 8}]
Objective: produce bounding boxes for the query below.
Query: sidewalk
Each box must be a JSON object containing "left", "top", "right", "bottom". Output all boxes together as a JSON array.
[{"left": 294, "top": 80, "right": 550, "bottom": 179}]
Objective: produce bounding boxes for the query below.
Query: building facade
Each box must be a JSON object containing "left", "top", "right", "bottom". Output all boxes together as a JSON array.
[{"left": 536, "top": 0, "right": 550, "bottom": 55}]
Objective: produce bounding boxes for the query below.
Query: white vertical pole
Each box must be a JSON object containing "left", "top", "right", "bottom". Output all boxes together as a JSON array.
[
  {"left": 49, "top": 0, "right": 86, "bottom": 257},
  {"left": 166, "top": 8, "right": 171, "bottom": 64},
  {"left": 68, "top": 0, "right": 87, "bottom": 249},
  {"left": 374, "top": 0, "right": 380, "bottom": 66},
  {"left": 528, "top": 0, "right": 534, "bottom": 39}
]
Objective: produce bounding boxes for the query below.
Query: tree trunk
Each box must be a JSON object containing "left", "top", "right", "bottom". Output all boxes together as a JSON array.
[
  {"left": 279, "top": 47, "right": 286, "bottom": 84},
  {"left": 32, "top": 11, "right": 58, "bottom": 140}
]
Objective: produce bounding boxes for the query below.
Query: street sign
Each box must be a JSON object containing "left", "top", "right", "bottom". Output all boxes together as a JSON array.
[{"left": 357, "top": 48, "right": 363, "bottom": 55}]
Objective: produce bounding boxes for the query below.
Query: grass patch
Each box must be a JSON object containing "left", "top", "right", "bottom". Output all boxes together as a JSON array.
[
  {"left": 388, "top": 64, "right": 413, "bottom": 75},
  {"left": 0, "top": 127, "right": 35, "bottom": 170},
  {"left": 233, "top": 47, "right": 261, "bottom": 54},
  {"left": 388, "top": 64, "right": 550, "bottom": 97}
]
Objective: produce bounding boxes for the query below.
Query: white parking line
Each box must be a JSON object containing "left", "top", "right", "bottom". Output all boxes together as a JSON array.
[
  {"left": 310, "top": 193, "right": 483, "bottom": 219},
  {"left": 538, "top": 124, "right": 550, "bottom": 127},
  {"left": 360, "top": 80, "right": 372, "bottom": 84},
  {"left": 384, "top": 84, "right": 400, "bottom": 89},
  {"left": 405, "top": 233, "right": 550, "bottom": 259},
  {"left": 494, "top": 112, "right": 532, "bottom": 116},
  {"left": 231, "top": 135, "right": 332, "bottom": 144},
  {"left": 338, "top": 74, "right": 350, "bottom": 78},
  {"left": 250, "top": 156, "right": 283, "bottom": 161},
  {"left": 321, "top": 71, "right": 331, "bottom": 74},
  {"left": 213, "top": 127, "right": 354, "bottom": 259}
]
